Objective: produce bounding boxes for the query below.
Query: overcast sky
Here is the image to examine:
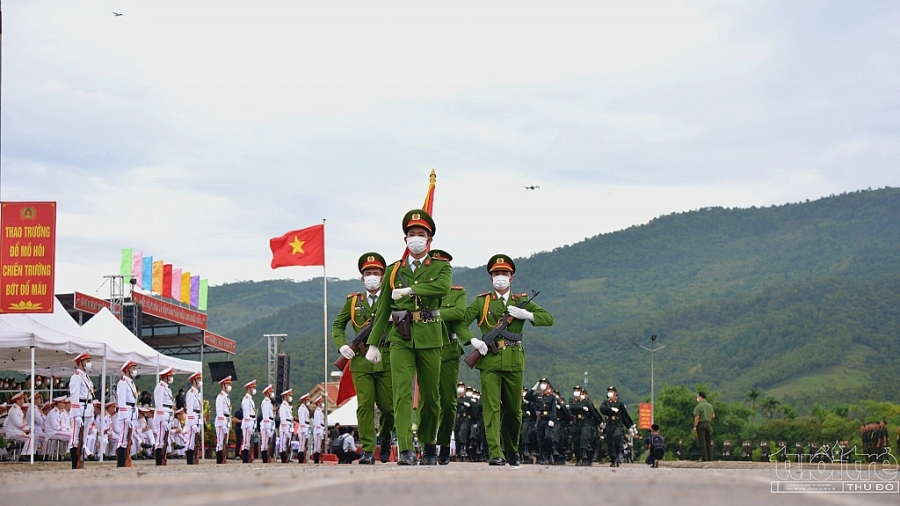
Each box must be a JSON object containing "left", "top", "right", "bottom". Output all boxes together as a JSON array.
[{"left": 1, "top": 1, "right": 898, "bottom": 294}]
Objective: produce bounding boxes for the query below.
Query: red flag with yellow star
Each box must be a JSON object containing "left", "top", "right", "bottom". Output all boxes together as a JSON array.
[{"left": 270, "top": 224, "right": 325, "bottom": 268}]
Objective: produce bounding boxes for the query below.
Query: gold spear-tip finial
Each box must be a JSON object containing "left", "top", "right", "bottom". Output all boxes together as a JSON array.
[{"left": 430, "top": 169, "right": 436, "bottom": 184}]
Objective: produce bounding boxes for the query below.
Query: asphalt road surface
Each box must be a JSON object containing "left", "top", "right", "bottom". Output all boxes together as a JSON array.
[{"left": 1, "top": 460, "right": 897, "bottom": 506}]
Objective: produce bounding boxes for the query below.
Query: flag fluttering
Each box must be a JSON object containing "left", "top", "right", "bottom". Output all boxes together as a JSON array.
[{"left": 270, "top": 224, "right": 326, "bottom": 268}]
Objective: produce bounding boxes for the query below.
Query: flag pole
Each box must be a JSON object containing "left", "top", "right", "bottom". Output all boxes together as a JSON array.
[{"left": 322, "top": 218, "right": 328, "bottom": 453}]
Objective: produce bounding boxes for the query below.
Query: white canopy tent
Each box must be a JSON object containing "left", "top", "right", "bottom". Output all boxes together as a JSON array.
[
  {"left": 82, "top": 308, "right": 200, "bottom": 376},
  {"left": 327, "top": 395, "right": 358, "bottom": 427}
]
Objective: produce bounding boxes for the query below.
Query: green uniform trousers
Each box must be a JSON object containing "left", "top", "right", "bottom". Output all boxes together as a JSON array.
[
  {"left": 479, "top": 369, "right": 523, "bottom": 460},
  {"left": 436, "top": 356, "right": 460, "bottom": 447},
  {"left": 390, "top": 343, "right": 441, "bottom": 451},
  {"left": 352, "top": 369, "right": 394, "bottom": 453}
]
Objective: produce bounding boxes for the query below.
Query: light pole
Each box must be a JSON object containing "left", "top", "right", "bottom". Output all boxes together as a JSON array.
[{"left": 631, "top": 334, "right": 667, "bottom": 425}]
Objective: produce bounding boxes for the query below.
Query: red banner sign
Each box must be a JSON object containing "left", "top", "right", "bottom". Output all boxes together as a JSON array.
[
  {"left": 639, "top": 402, "right": 653, "bottom": 430},
  {"left": 73, "top": 291, "right": 112, "bottom": 314},
  {"left": 1, "top": 202, "right": 57, "bottom": 313},
  {"left": 133, "top": 291, "right": 208, "bottom": 329},
  {"left": 204, "top": 330, "right": 237, "bottom": 354}
]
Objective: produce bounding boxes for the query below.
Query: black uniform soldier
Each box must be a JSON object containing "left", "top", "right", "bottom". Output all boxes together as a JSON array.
[
  {"left": 600, "top": 385, "right": 634, "bottom": 467},
  {"left": 454, "top": 383, "right": 474, "bottom": 462},
  {"left": 570, "top": 385, "right": 602, "bottom": 466},
  {"left": 526, "top": 378, "right": 557, "bottom": 464},
  {"left": 519, "top": 387, "right": 536, "bottom": 463},
  {"left": 554, "top": 390, "right": 571, "bottom": 465}
]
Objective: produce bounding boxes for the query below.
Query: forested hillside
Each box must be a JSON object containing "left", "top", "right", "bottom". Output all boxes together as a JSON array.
[{"left": 208, "top": 188, "right": 900, "bottom": 408}]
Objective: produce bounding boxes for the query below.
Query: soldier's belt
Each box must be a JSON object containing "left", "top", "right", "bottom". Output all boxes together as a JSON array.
[
  {"left": 609, "top": 416, "right": 617, "bottom": 420},
  {"left": 495, "top": 339, "right": 522, "bottom": 350},
  {"left": 410, "top": 309, "right": 441, "bottom": 322},
  {"left": 542, "top": 411, "right": 549, "bottom": 415}
]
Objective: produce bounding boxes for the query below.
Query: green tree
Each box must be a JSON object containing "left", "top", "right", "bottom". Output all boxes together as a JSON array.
[{"left": 746, "top": 388, "right": 760, "bottom": 412}]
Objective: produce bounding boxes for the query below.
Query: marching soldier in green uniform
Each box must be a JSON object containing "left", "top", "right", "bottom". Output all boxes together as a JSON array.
[
  {"left": 365, "top": 209, "right": 451, "bottom": 465},
  {"left": 332, "top": 252, "right": 395, "bottom": 464},
  {"left": 463, "top": 254, "right": 554, "bottom": 466},
  {"left": 431, "top": 251, "right": 476, "bottom": 465},
  {"left": 600, "top": 385, "right": 634, "bottom": 467}
]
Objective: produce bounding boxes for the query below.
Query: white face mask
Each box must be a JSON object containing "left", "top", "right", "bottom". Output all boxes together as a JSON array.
[
  {"left": 465, "top": 391, "right": 472, "bottom": 398},
  {"left": 573, "top": 392, "right": 580, "bottom": 399},
  {"left": 363, "top": 275, "right": 382, "bottom": 291},
  {"left": 607, "top": 391, "right": 615, "bottom": 399},
  {"left": 697, "top": 397, "right": 702, "bottom": 403},
  {"left": 539, "top": 383, "right": 547, "bottom": 391},
  {"left": 269, "top": 392, "right": 275, "bottom": 399},
  {"left": 197, "top": 381, "right": 203, "bottom": 388},
  {"left": 492, "top": 275, "right": 510, "bottom": 291},
  {"left": 457, "top": 387, "right": 464, "bottom": 394},
  {"left": 167, "top": 376, "right": 174, "bottom": 384},
  {"left": 406, "top": 236, "right": 427, "bottom": 255},
  {"left": 251, "top": 388, "right": 257, "bottom": 396},
  {"left": 84, "top": 361, "right": 93, "bottom": 373},
  {"left": 226, "top": 385, "right": 232, "bottom": 393},
  {"left": 287, "top": 397, "right": 293, "bottom": 404}
]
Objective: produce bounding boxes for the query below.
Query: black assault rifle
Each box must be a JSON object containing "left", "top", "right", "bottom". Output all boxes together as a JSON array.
[
  {"left": 465, "top": 290, "right": 540, "bottom": 369},
  {"left": 333, "top": 318, "right": 374, "bottom": 370}
]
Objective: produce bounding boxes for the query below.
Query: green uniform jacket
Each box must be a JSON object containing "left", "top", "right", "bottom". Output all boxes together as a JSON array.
[
  {"left": 367, "top": 257, "right": 452, "bottom": 350},
  {"left": 332, "top": 292, "right": 391, "bottom": 373},
  {"left": 462, "top": 291, "right": 554, "bottom": 372},
  {"left": 440, "top": 286, "right": 475, "bottom": 361}
]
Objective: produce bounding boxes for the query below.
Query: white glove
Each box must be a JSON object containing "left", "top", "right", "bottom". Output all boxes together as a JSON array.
[
  {"left": 464, "top": 402, "right": 470, "bottom": 407},
  {"left": 548, "top": 421, "right": 555, "bottom": 427},
  {"left": 526, "top": 411, "right": 531, "bottom": 416},
  {"left": 392, "top": 287, "right": 415, "bottom": 300},
  {"left": 339, "top": 345, "right": 355, "bottom": 360},
  {"left": 470, "top": 337, "right": 488, "bottom": 356},
  {"left": 583, "top": 406, "right": 589, "bottom": 412},
  {"left": 365, "top": 346, "right": 382, "bottom": 364},
  {"left": 507, "top": 306, "right": 534, "bottom": 321},
  {"left": 532, "top": 381, "right": 541, "bottom": 391},
  {"left": 611, "top": 406, "right": 619, "bottom": 413}
]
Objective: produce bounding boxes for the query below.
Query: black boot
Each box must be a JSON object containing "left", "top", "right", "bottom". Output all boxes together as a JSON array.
[
  {"left": 155, "top": 448, "right": 163, "bottom": 466},
  {"left": 241, "top": 449, "right": 250, "bottom": 463},
  {"left": 438, "top": 445, "right": 451, "bottom": 465},
  {"left": 71, "top": 448, "right": 79, "bottom": 469},
  {"left": 313, "top": 452, "right": 321, "bottom": 464},
  {"left": 185, "top": 449, "right": 194, "bottom": 465},
  {"left": 380, "top": 440, "right": 392, "bottom": 463},
  {"left": 216, "top": 450, "right": 223, "bottom": 464},
  {"left": 298, "top": 451, "right": 305, "bottom": 463},
  {"left": 280, "top": 451, "right": 288, "bottom": 463},
  {"left": 421, "top": 444, "right": 437, "bottom": 465},
  {"left": 262, "top": 450, "right": 269, "bottom": 463},
  {"left": 116, "top": 448, "right": 126, "bottom": 468}
]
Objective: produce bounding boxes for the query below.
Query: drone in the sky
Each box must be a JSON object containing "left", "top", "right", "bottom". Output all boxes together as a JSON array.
[{"left": 524, "top": 185, "right": 540, "bottom": 190}]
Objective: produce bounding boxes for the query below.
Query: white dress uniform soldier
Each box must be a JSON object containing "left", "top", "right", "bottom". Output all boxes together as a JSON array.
[
  {"left": 115, "top": 360, "right": 139, "bottom": 467},
  {"left": 25, "top": 393, "right": 46, "bottom": 460},
  {"left": 278, "top": 389, "right": 294, "bottom": 463},
  {"left": 215, "top": 376, "right": 233, "bottom": 464},
  {"left": 68, "top": 351, "right": 96, "bottom": 468},
  {"left": 83, "top": 401, "right": 102, "bottom": 461},
  {"left": 153, "top": 367, "right": 175, "bottom": 465},
  {"left": 169, "top": 408, "right": 187, "bottom": 458},
  {"left": 240, "top": 380, "right": 257, "bottom": 463},
  {"left": 184, "top": 371, "right": 203, "bottom": 465},
  {"left": 259, "top": 384, "right": 275, "bottom": 463},
  {"left": 296, "top": 394, "right": 311, "bottom": 463},
  {"left": 3, "top": 392, "right": 33, "bottom": 460},
  {"left": 46, "top": 396, "right": 72, "bottom": 451},
  {"left": 312, "top": 396, "right": 325, "bottom": 464},
  {"left": 99, "top": 401, "right": 116, "bottom": 459},
  {"left": 137, "top": 407, "right": 156, "bottom": 458}
]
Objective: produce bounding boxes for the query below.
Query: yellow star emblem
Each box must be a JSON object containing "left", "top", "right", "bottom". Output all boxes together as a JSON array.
[{"left": 290, "top": 237, "right": 306, "bottom": 255}]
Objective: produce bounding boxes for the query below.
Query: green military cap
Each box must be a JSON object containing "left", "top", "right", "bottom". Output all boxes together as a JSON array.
[
  {"left": 402, "top": 209, "right": 436, "bottom": 235},
  {"left": 487, "top": 254, "right": 516, "bottom": 274},
  {"left": 607, "top": 385, "right": 617, "bottom": 392},
  {"left": 573, "top": 385, "right": 582, "bottom": 390},
  {"left": 429, "top": 249, "right": 452, "bottom": 262},
  {"left": 457, "top": 381, "right": 465, "bottom": 386},
  {"left": 358, "top": 252, "right": 386, "bottom": 273}
]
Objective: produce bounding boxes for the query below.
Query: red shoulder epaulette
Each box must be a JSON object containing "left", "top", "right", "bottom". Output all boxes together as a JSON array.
[
  {"left": 451, "top": 286, "right": 464, "bottom": 290},
  {"left": 346, "top": 292, "right": 361, "bottom": 299},
  {"left": 518, "top": 293, "right": 528, "bottom": 298},
  {"left": 477, "top": 292, "right": 491, "bottom": 298}
]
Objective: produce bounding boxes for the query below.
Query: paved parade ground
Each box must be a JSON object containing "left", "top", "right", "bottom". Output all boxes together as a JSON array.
[{"left": 1, "top": 461, "right": 897, "bottom": 506}]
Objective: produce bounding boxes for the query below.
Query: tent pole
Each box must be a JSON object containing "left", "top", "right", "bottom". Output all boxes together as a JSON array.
[
  {"left": 200, "top": 339, "right": 204, "bottom": 460},
  {"left": 99, "top": 347, "right": 106, "bottom": 463},
  {"left": 30, "top": 346, "right": 35, "bottom": 465}
]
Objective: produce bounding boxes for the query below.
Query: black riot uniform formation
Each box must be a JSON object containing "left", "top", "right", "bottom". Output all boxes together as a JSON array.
[
  {"left": 519, "top": 387, "right": 537, "bottom": 463},
  {"left": 569, "top": 386, "right": 603, "bottom": 466}
]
